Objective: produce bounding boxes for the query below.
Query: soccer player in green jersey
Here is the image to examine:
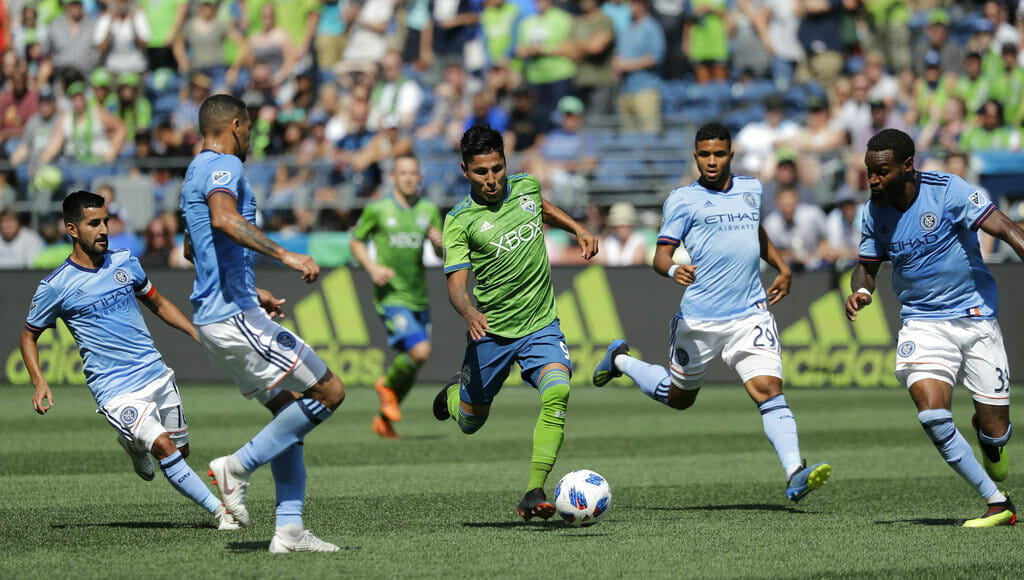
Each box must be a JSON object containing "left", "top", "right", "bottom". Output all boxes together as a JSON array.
[
  {"left": 351, "top": 154, "right": 444, "bottom": 440},
  {"left": 432, "top": 124, "right": 599, "bottom": 520}
]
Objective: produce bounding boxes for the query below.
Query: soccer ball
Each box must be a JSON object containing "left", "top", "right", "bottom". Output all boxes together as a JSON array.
[{"left": 554, "top": 469, "right": 612, "bottom": 527}]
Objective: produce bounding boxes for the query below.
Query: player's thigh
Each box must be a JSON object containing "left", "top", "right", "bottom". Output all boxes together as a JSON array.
[
  {"left": 959, "top": 319, "right": 1011, "bottom": 407},
  {"left": 517, "top": 319, "right": 573, "bottom": 387},
  {"left": 893, "top": 319, "right": 960, "bottom": 391},
  {"left": 197, "top": 307, "right": 329, "bottom": 401},
  {"left": 459, "top": 334, "right": 516, "bottom": 409},
  {"left": 152, "top": 370, "right": 190, "bottom": 449},
  {"left": 99, "top": 372, "right": 177, "bottom": 453},
  {"left": 722, "top": 310, "right": 783, "bottom": 386},
  {"left": 668, "top": 315, "right": 726, "bottom": 391}
]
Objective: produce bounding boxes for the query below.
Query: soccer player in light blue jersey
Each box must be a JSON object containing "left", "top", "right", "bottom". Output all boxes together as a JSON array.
[
  {"left": 847, "top": 128, "right": 1024, "bottom": 527},
  {"left": 180, "top": 94, "right": 346, "bottom": 553},
  {"left": 593, "top": 123, "right": 831, "bottom": 502},
  {"left": 19, "top": 191, "right": 237, "bottom": 530}
]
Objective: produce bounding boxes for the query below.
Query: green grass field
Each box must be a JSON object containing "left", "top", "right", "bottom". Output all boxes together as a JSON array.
[{"left": 2, "top": 383, "right": 1023, "bottom": 578}]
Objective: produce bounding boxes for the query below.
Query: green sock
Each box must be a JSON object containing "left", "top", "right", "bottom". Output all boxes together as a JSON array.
[
  {"left": 446, "top": 383, "right": 460, "bottom": 421},
  {"left": 528, "top": 369, "right": 571, "bottom": 491},
  {"left": 386, "top": 353, "right": 419, "bottom": 402}
]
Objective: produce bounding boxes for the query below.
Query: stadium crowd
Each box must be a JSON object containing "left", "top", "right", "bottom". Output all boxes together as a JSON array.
[{"left": 0, "top": 0, "right": 1023, "bottom": 272}]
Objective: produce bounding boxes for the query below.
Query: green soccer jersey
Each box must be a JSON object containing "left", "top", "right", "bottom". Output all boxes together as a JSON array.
[
  {"left": 443, "top": 173, "right": 557, "bottom": 339},
  {"left": 353, "top": 195, "right": 442, "bottom": 311}
]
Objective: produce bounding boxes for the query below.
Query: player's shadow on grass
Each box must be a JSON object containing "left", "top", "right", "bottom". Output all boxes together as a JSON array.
[
  {"left": 462, "top": 521, "right": 561, "bottom": 531},
  {"left": 227, "top": 541, "right": 363, "bottom": 553},
  {"left": 645, "top": 503, "right": 807, "bottom": 515},
  {"left": 52, "top": 521, "right": 209, "bottom": 530},
  {"left": 874, "top": 518, "right": 959, "bottom": 526}
]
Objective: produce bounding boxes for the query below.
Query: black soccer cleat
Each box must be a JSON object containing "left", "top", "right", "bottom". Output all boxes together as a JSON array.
[
  {"left": 517, "top": 487, "right": 556, "bottom": 521},
  {"left": 433, "top": 375, "right": 460, "bottom": 421}
]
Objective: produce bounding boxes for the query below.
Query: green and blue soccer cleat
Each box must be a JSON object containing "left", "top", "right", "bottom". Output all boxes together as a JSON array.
[
  {"left": 963, "top": 494, "right": 1017, "bottom": 527},
  {"left": 786, "top": 461, "right": 832, "bottom": 502},
  {"left": 592, "top": 340, "right": 629, "bottom": 387}
]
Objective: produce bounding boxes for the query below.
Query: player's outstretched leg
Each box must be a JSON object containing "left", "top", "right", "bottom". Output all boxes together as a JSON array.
[
  {"left": 754, "top": 393, "right": 827, "bottom": 500},
  {"left": 264, "top": 441, "right": 337, "bottom": 551},
  {"left": 973, "top": 414, "right": 1011, "bottom": 482},
  {"left": 918, "top": 409, "right": 1014, "bottom": 525},
  {"left": 117, "top": 434, "right": 155, "bottom": 481},
  {"left": 519, "top": 367, "right": 570, "bottom": 521},
  {"left": 592, "top": 339, "right": 629, "bottom": 387}
]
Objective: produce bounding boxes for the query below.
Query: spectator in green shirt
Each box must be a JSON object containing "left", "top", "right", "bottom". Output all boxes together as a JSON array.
[
  {"left": 960, "top": 99, "right": 1020, "bottom": 152},
  {"left": 514, "top": 0, "right": 576, "bottom": 113}
]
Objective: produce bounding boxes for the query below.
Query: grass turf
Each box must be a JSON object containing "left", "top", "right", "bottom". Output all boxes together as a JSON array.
[{"left": 1, "top": 383, "right": 1022, "bottom": 578}]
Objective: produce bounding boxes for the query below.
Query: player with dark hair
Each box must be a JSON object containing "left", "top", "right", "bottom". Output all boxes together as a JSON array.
[
  {"left": 180, "top": 94, "right": 346, "bottom": 552},
  {"left": 20, "top": 191, "right": 237, "bottom": 529},
  {"left": 350, "top": 153, "right": 443, "bottom": 439},
  {"left": 593, "top": 122, "right": 832, "bottom": 502},
  {"left": 847, "top": 128, "right": 1024, "bottom": 526},
  {"left": 433, "top": 124, "right": 599, "bottom": 520}
]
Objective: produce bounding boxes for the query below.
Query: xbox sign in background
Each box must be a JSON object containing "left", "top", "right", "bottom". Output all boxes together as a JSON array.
[{"left": 3, "top": 265, "right": 1023, "bottom": 389}]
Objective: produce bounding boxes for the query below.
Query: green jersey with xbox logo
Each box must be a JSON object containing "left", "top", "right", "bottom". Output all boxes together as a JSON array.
[
  {"left": 353, "top": 195, "right": 442, "bottom": 311},
  {"left": 442, "top": 173, "right": 557, "bottom": 339}
]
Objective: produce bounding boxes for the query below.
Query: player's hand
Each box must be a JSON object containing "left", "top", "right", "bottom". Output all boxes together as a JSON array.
[
  {"left": 369, "top": 264, "right": 396, "bottom": 286},
  {"left": 427, "top": 225, "right": 443, "bottom": 248},
  {"left": 281, "top": 251, "right": 320, "bottom": 283},
  {"left": 257, "top": 287, "right": 286, "bottom": 319},
  {"left": 576, "top": 230, "right": 599, "bottom": 260},
  {"left": 765, "top": 271, "right": 791, "bottom": 305},
  {"left": 465, "top": 309, "right": 489, "bottom": 341},
  {"left": 845, "top": 292, "right": 872, "bottom": 321},
  {"left": 33, "top": 383, "right": 54, "bottom": 415},
  {"left": 673, "top": 264, "right": 697, "bottom": 286}
]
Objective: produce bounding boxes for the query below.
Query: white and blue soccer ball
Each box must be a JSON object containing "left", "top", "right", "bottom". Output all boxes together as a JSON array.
[{"left": 554, "top": 469, "right": 612, "bottom": 527}]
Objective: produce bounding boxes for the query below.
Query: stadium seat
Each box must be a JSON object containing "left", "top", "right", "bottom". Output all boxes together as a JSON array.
[{"left": 101, "top": 174, "right": 157, "bottom": 230}]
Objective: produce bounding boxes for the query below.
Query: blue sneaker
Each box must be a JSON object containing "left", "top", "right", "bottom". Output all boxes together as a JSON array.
[
  {"left": 786, "top": 461, "right": 831, "bottom": 502},
  {"left": 592, "top": 339, "right": 629, "bottom": 387}
]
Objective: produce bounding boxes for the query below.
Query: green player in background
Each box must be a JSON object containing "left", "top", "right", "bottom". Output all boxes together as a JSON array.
[
  {"left": 433, "top": 124, "right": 599, "bottom": 520},
  {"left": 351, "top": 154, "right": 444, "bottom": 440}
]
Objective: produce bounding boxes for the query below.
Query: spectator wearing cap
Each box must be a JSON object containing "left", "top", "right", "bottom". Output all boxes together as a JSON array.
[
  {"left": 908, "top": 50, "right": 954, "bottom": 128},
  {"left": 734, "top": 95, "right": 799, "bottom": 177},
  {"left": 10, "top": 84, "right": 58, "bottom": 179},
  {"left": 613, "top": 0, "right": 664, "bottom": 134},
  {"left": 569, "top": 0, "right": 616, "bottom": 116},
  {"left": 0, "top": 208, "right": 44, "bottom": 269},
  {"left": 763, "top": 186, "right": 828, "bottom": 272},
  {"left": 0, "top": 61, "right": 39, "bottom": 156},
  {"left": 88, "top": 66, "right": 114, "bottom": 109},
  {"left": 528, "top": 95, "right": 594, "bottom": 208},
  {"left": 960, "top": 99, "right": 1020, "bottom": 152},
  {"left": 173, "top": 0, "right": 249, "bottom": 91},
  {"left": 369, "top": 51, "right": 424, "bottom": 132},
  {"left": 111, "top": 72, "right": 152, "bottom": 139},
  {"left": 684, "top": 0, "right": 729, "bottom": 83},
  {"left": 991, "top": 42, "right": 1024, "bottom": 121},
  {"left": 953, "top": 50, "right": 991, "bottom": 122},
  {"left": 48, "top": 0, "right": 100, "bottom": 78},
  {"left": 141, "top": 0, "right": 188, "bottom": 71},
  {"left": 912, "top": 8, "right": 963, "bottom": 78},
  {"left": 821, "top": 185, "right": 862, "bottom": 270},
  {"left": 37, "top": 80, "right": 126, "bottom": 179},
  {"left": 95, "top": 0, "right": 150, "bottom": 75},
  {"left": 862, "top": 0, "right": 910, "bottom": 74},
  {"left": 598, "top": 201, "right": 650, "bottom": 266},
  {"left": 515, "top": 0, "right": 577, "bottom": 114}
]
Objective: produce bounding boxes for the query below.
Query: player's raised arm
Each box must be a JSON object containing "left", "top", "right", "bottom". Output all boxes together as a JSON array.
[
  {"left": 19, "top": 329, "right": 53, "bottom": 414},
  {"left": 541, "top": 198, "right": 598, "bottom": 260},
  {"left": 758, "top": 226, "right": 792, "bottom": 305},
  {"left": 845, "top": 261, "right": 879, "bottom": 321},
  {"left": 207, "top": 191, "right": 320, "bottom": 283}
]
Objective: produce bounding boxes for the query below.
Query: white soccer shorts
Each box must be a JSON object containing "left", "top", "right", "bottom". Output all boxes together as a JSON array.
[
  {"left": 668, "top": 309, "right": 783, "bottom": 390},
  {"left": 98, "top": 368, "right": 188, "bottom": 452},
  {"left": 198, "top": 306, "right": 328, "bottom": 404},
  {"left": 895, "top": 318, "right": 1010, "bottom": 406}
]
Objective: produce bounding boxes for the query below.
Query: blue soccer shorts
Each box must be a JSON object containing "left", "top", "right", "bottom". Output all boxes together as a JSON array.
[{"left": 378, "top": 305, "right": 431, "bottom": 351}]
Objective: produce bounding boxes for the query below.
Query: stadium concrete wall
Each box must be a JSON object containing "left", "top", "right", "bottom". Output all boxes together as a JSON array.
[{"left": 4, "top": 265, "right": 1024, "bottom": 390}]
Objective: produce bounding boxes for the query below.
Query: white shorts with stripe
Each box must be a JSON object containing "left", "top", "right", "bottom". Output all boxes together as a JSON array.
[
  {"left": 895, "top": 318, "right": 1010, "bottom": 406},
  {"left": 98, "top": 368, "right": 188, "bottom": 452},
  {"left": 198, "top": 306, "right": 328, "bottom": 404},
  {"left": 668, "top": 308, "right": 783, "bottom": 390}
]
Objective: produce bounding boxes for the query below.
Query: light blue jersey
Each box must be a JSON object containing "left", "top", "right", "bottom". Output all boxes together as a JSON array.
[
  {"left": 657, "top": 175, "right": 767, "bottom": 321},
  {"left": 179, "top": 150, "right": 259, "bottom": 325},
  {"left": 24, "top": 250, "right": 168, "bottom": 407},
  {"left": 859, "top": 171, "right": 998, "bottom": 320}
]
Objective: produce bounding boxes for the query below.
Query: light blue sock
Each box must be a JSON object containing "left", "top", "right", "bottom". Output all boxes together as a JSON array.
[
  {"left": 919, "top": 409, "right": 998, "bottom": 500},
  {"left": 758, "top": 394, "right": 802, "bottom": 475},
  {"left": 159, "top": 451, "right": 221, "bottom": 514},
  {"left": 618, "top": 356, "right": 671, "bottom": 405},
  {"left": 236, "top": 398, "right": 333, "bottom": 473},
  {"left": 271, "top": 442, "right": 305, "bottom": 528}
]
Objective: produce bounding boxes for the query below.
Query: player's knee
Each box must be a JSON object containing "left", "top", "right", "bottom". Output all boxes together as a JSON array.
[
  {"left": 540, "top": 380, "right": 570, "bottom": 406},
  {"left": 408, "top": 342, "right": 431, "bottom": 365},
  {"left": 667, "top": 386, "right": 697, "bottom": 410},
  {"left": 178, "top": 443, "right": 190, "bottom": 459},
  {"left": 149, "top": 433, "right": 179, "bottom": 460},
  {"left": 456, "top": 407, "right": 488, "bottom": 434},
  {"left": 314, "top": 370, "right": 345, "bottom": 410}
]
